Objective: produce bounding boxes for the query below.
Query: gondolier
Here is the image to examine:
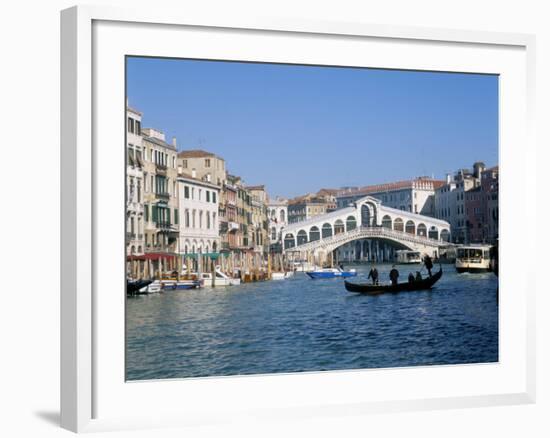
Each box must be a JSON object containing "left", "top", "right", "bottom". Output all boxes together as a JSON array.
[
  {"left": 424, "top": 254, "right": 434, "bottom": 277},
  {"left": 389, "top": 266, "right": 399, "bottom": 286}
]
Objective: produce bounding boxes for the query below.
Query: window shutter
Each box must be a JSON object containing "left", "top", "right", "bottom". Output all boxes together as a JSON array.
[
  {"left": 152, "top": 205, "right": 158, "bottom": 223},
  {"left": 167, "top": 208, "right": 171, "bottom": 225},
  {"left": 174, "top": 209, "right": 179, "bottom": 225}
]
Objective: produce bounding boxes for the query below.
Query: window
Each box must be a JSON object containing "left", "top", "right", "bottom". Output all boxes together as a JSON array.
[
  {"left": 184, "top": 186, "right": 189, "bottom": 199},
  {"left": 182, "top": 159, "right": 188, "bottom": 168},
  {"left": 212, "top": 192, "right": 216, "bottom": 203},
  {"left": 206, "top": 191, "right": 210, "bottom": 202},
  {"left": 127, "top": 117, "right": 134, "bottom": 133},
  {"left": 174, "top": 209, "right": 179, "bottom": 225},
  {"left": 172, "top": 157, "right": 175, "bottom": 168},
  {"left": 135, "top": 120, "right": 141, "bottom": 135},
  {"left": 185, "top": 209, "right": 190, "bottom": 227},
  {"left": 199, "top": 189, "right": 202, "bottom": 201},
  {"left": 205, "top": 158, "right": 211, "bottom": 167}
]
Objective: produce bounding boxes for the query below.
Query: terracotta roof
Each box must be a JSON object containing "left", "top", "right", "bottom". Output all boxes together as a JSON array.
[{"left": 177, "top": 149, "right": 218, "bottom": 158}]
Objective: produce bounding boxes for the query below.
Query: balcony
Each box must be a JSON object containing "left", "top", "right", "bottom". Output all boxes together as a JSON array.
[
  {"left": 156, "top": 191, "right": 170, "bottom": 200},
  {"left": 228, "top": 221, "right": 239, "bottom": 232},
  {"left": 155, "top": 163, "right": 168, "bottom": 174}
]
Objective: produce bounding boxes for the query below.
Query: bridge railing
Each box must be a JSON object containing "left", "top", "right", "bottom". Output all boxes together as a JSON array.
[{"left": 285, "top": 225, "right": 445, "bottom": 252}]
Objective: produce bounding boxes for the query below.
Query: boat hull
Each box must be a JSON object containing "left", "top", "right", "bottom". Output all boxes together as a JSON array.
[
  {"left": 306, "top": 270, "right": 357, "bottom": 279},
  {"left": 456, "top": 267, "right": 492, "bottom": 273},
  {"left": 345, "top": 268, "right": 442, "bottom": 295}
]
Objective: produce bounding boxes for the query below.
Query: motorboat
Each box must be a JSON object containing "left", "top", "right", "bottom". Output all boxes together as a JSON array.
[
  {"left": 395, "top": 250, "right": 422, "bottom": 264},
  {"left": 127, "top": 278, "right": 153, "bottom": 295},
  {"left": 306, "top": 267, "right": 357, "bottom": 279},
  {"left": 199, "top": 268, "right": 241, "bottom": 287},
  {"left": 271, "top": 271, "right": 294, "bottom": 280},
  {"left": 455, "top": 245, "right": 492, "bottom": 273},
  {"left": 345, "top": 266, "right": 443, "bottom": 295}
]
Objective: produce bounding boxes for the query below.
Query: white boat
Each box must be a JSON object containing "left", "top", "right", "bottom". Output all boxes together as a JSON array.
[
  {"left": 199, "top": 268, "right": 241, "bottom": 287},
  {"left": 395, "top": 250, "right": 422, "bottom": 264},
  {"left": 292, "top": 261, "right": 318, "bottom": 272},
  {"left": 455, "top": 245, "right": 492, "bottom": 273},
  {"left": 271, "top": 271, "right": 294, "bottom": 280},
  {"left": 139, "top": 280, "right": 162, "bottom": 294}
]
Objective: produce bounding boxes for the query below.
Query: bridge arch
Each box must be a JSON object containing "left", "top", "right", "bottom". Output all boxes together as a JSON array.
[
  {"left": 405, "top": 220, "right": 415, "bottom": 235},
  {"left": 393, "top": 217, "right": 404, "bottom": 232},
  {"left": 322, "top": 222, "right": 333, "bottom": 238},
  {"left": 346, "top": 215, "right": 357, "bottom": 231},
  {"left": 382, "top": 214, "right": 392, "bottom": 229},
  {"left": 297, "top": 230, "right": 308, "bottom": 245},
  {"left": 309, "top": 226, "right": 320, "bottom": 242},
  {"left": 334, "top": 219, "right": 345, "bottom": 235},
  {"left": 428, "top": 226, "right": 439, "bottom": 240},
  {"left": 417, "top": 223, "right": 427, "bottom": 237},
  {"left": 360, "top": 200, "right": 378, "bottom": 227},
  {"left": 284, "top": 233, "right": 295, "bottom": 249},
  {"left": 440, "top": 229, "right": 450, "bottom": 242}
]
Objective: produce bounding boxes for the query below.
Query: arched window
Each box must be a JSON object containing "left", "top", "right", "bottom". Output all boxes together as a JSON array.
[
  {"left": 334, "top": 220, "right": 345, "bottom": 235},
  {"left": 212, "top": 241, "right": 217, "bottom": 252},
  {"left": 361, "top": 204, "right": 371, "bottom": 227},
  {"left": 382, "top": 215, "right": 392, "bottom": 229},
  {"left": 271, "top": 227, "right": 277, "bottom": 240},
  {"left": 205, "top": 245, "right": 209, "bottom": 253},
  {"left": 405, "top": 220, "right": 415, "bottom": 235},
  {"left": 280, "top": 210, "right": 285, "bottom": 223},
  {"left": 346, "top": 216, "right": 357, "bottom": 231},
  {"left": 428, "top": 226, "right": 439, "bottom": 240},
  {"left": 322, "top": 223, "right": 332, "bottom": 238},
  {"left": 284, "top": 233, "right": 295, "bottom": 249},
  {"left": 184, "top": 244, "right": 188, "bottom": 254},
  {"left": 297, "top": 230, "right": 308, "bottom": 245},
  {"left": 309, "top": 226, "right": 320, "bottom": 242},
  {"left": 394, "top": 218, "right": 404, "bottom": 232},
  {"left": 130, "top": 245, "right": 135, "bottom": 254},
  {"left": 206, "top": 212, "right": 211, "bottom": 229},
  {"left": 137, "top": 246, "right": 142, "bottom": 254},
  {"left": 417, "top": 223, "right": 427, "bottom": 237}
]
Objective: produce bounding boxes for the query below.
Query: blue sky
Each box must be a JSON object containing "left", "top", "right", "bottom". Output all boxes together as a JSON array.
[{"left": 127, "top": 57, "right": 498, "bottom": 198}]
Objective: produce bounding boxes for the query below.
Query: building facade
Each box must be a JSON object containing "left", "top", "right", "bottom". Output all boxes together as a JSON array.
[
  {"left": 177, "top": 149, "right": 227, "bottom": 186},
  {"left": 142, "top": 128, "right": 180, "bottom": 254},
  {"left": 336, "top": 177, "right": 444, "bottom": 216},
  {"left": 268, "top": 197, "right": 288, "bottom": 250},
  {"left": 126, "top": 105, "right": 145, "bottom": 255},
  {"left": 177, "top": 175, "right": 220, "bottom": 254},
  {"left": 246, "top": 185, "right": 269, "bottom": 253}
]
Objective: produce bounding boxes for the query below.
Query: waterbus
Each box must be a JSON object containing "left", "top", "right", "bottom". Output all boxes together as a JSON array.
[
  {"left": 455, "top": 245, "right": 492, "bottom": 273},
  {"left": 395, "top": 250, "right": 422, "bottom": 264}
]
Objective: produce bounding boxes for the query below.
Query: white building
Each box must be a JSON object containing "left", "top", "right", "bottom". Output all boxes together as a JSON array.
[
  {"left": 126, "top": 104, "right": 144, "bottom": 255},
  {"left": 268, "top": 197, "right": 288, "bottom": 248},
  {"left": 177, "top": 174, "right": 221, "bottom": 255},
  {"left": 336, "top": 177, "right": 444, "bottom": 216}
]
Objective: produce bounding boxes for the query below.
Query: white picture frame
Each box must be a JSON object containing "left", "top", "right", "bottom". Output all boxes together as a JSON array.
[{"left": 61, "top": 5, "right": 536, "bottom": 433}]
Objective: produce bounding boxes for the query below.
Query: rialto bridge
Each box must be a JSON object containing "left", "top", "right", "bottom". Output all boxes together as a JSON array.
[{"left": 281, "top": 196, "right": 451, "bottom": 259}]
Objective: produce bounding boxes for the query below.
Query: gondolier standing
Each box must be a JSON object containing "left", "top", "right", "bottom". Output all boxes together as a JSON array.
[
  {"left": 389, "top": 266, "right": 399, "bottom": 286},
  {"left": 424, "top": 254, "right": 434, "bottom": 277},
  {"left": 368, "top": 267, "right": 379, "bottom": 285}
]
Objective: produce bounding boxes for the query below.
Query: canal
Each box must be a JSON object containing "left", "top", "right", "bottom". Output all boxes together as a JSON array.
[{"left": 126, "top": 263, "right": 498, "bottom": 381}]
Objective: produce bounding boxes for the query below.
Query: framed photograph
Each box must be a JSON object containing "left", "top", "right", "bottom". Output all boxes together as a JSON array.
[{"left": 61, "top": 5, "right": 536, "bottom": 432}]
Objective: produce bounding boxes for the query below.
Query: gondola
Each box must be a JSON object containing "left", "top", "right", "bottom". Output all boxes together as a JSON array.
[
  {"left": 127, "top": 278, "right": 154, "bottom": 295},
  {"left": 344, "top": 266, "right": 443, "bottom": 295}
]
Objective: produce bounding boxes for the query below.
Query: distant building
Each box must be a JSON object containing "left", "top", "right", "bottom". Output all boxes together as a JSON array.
[
  {"left": 268, "top": 197, "right": 288, "bottom": 250},
  {"left": 126, "top": 104, "right": 145, "bottom": 255},
  {"left": 287, "top": 189, "right": 339, "bottom": 224},
  {"left": 246, "top": 185, "right": 269, "bottom": 253},
  {"left": 177, "top": 149, "right": 227, "bottom": 187},
  {"left": 177, "top": 174, "right": 220, "bottom": 254},
  {"left": 336, "top": 177, "right": 444, "bottom": 216},
  {"left": 481, "top": 166, "right": 499, "bottom": 244},
  {"left": 219, "top": 174, "right": 252, "bottom": 251},
  {"left": 142, "top": 128, "right": 180, "bottom": 254},
  {"left": 434, "top": 162, "right": 492, "bottom": 244}
]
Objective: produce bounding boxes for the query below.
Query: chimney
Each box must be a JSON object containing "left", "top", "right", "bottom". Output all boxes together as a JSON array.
[{"left": 172, "top": 137, "right": 177, "bottom": 147}]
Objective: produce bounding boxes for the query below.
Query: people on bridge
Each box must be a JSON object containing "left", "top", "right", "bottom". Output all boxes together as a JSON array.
[
  {"left": 368, "top": 267, "right": 379, "bottom": 285},
  {"left": 415, "top": 271, "right": 422, "bottom": 282},
  {"left": 389, "top": 266, "right": 399, "bottom": 286},
  {"left": 408, "top": 272, "right": 415, "bottom": 285},
  {"left": 424, "top": 254, "right": 434, "bottom": 277}
]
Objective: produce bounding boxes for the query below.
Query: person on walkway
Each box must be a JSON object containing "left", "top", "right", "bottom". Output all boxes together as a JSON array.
[
  {"left": 424, "top": 254, "right": 434, "bottom": 277},
  {"left": 389, "top": 266, "right": 399, "bottom": 286},
  {"left": 368, "top": 267, "right": 379, "bottom": 285}
]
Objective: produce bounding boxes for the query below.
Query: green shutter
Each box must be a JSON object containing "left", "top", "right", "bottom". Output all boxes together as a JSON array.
[
  {"left": 152, "top": 205, "right": 158, "bottom": 222},
  {"left": 167, "top": 208, "right": 171, "bottom": 225},
  {"left": 144, "top": 204, "right": 149, "bottom": 222},
  {"left": 174, "top": 209, "right": 179, "bottom": 225}
]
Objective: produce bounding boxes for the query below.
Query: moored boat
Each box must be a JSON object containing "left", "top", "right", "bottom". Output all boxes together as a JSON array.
[
  {"left": 127, "top": 278, "right": 154, "bottom": 295},
  {"left": 306, "top": 267, "right": 357, "bottom": 279},
  {"left": 344, "top": 267, "right": 442, "bottom": 295},
  {"left": 395, "top": 250, "right": 422, "bottom": 264}
]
